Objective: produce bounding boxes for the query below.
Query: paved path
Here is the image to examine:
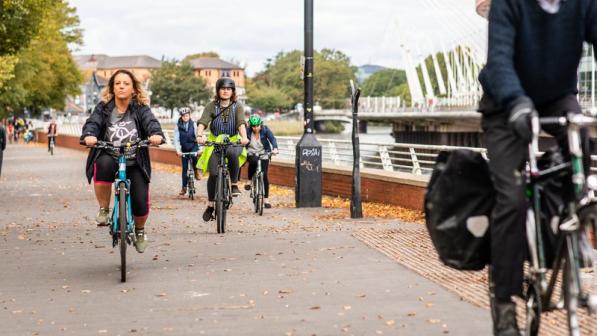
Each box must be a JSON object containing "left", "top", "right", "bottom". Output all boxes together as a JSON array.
[{"left": 0, "top": 144, "right": 490, "bottom": 335}]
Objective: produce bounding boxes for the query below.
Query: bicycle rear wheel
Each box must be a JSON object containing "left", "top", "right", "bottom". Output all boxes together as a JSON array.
[
  {"left": 523, "top": 280, "right": 541, "bottom": 336},
  {"left": 216, "top": 167, "right": 226, "bottom": 234},
  {"left": 564, "top": 235, "right": 581, "bottom": 336},
  {"left": 257, "top": 174, "right": 264, "bottom": 216},
  {"left": 118, "top": 184, "right": 127, "bottom": 282},
  {"left": 50, "top": 141, "right": 54, "bottom": 155}
]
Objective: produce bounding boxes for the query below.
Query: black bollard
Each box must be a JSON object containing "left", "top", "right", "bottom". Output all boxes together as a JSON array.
[{"left": 350, "top": 80, "right": 363, "bottom": 218}]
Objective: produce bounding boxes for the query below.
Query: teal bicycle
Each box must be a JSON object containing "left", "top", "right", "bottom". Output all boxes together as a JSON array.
[{"left": 83, "top": 139, "right": 150, "bottom": 282}]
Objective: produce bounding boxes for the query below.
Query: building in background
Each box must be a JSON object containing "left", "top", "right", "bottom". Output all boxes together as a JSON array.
[
  {"left": 71, "top": 54, "right": 161, "bottom": 114},
  {"left": 70, "top": 54, "right": 247, "bottom": 114},
  {"left": 578, "top": 44, "right": 597, "bottom": 111},
  {"left": 187, "top": 57, "right": 246, "bottom": 104}
]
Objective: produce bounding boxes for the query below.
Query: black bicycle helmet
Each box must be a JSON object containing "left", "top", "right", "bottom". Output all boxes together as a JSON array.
[{"left": 216, "top": 77, "right": 236, "bottom": 92}]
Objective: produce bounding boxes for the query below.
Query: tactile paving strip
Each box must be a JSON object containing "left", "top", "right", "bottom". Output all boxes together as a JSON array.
[{"left": 353, "top": 227, "right": 597, "bottom": 335}]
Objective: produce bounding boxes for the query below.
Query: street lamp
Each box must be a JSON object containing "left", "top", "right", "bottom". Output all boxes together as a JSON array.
[{"left": 295, "top": 0, "right": 322, "bottom": 208}]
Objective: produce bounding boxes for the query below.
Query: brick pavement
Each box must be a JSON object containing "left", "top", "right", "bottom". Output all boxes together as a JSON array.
[{"left": 353, "top": 228, "right": 597, "bottom": 335}]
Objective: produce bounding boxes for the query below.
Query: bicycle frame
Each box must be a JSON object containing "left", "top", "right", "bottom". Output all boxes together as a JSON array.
[
  {"left": 181, "top": 152, "right": 198, "bottom": 199},
  {"left": 524, "top": 113, "right": 597, "bottom": 335},
  {"left": 250, "top": 152, "right": 271, "bottom": 201},
  {"left": 527, "top": 114, "right": 590, "bottom": 287},
  {"left": 111, "top": 148, "right": 134, "bottom": 242}
]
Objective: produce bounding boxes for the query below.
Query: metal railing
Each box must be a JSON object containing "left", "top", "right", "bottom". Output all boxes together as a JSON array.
[
  {"left": 47, "top": 121, "right": 597, "bottom": 175},
  {"left": 275, "top": 136, "right": 486, "bottom": 175}
]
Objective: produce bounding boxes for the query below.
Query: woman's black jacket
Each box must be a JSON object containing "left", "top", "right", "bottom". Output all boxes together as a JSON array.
[{"left": 80, "top": 99, "right": 164, "bottom": 184}]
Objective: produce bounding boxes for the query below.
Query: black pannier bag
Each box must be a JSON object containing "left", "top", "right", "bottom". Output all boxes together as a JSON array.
[{"left": 425, "top": 149, "right": 494, "bottom": 270}]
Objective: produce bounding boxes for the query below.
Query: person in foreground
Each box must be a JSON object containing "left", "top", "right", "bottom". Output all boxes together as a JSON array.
[
  {"left": 196, "top": 77, "right": 249, "bottom": 221},
  {"left": 81, "top": 69, "right": 164, "bottom": 253},
  {"left": 478, "top": 0, "right": 596, "bottom": 335}
]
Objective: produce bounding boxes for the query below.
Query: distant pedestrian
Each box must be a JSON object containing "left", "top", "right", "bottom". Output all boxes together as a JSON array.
[
  {"left": 47, "top": 118, "right": 58, "bottom": 152},
  {"left": 0, "top": 122, "right": 6, "bottom": 177},
  {"left": 7, "top": 123, "right": 13, "bottom": 144}
]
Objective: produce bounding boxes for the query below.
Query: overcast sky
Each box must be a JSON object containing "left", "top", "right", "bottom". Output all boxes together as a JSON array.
[{"left": 68, "top": 0, "right": 486, "bottom": 76}]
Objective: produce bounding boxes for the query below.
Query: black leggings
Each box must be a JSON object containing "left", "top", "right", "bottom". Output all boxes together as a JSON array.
[
  {"left": 47, "top": 135, "right": 56, "bottom": 151},
  {"left": 94, "top": 154, "right": 150, "bottom": 217},
  {"left": 207, "top": 146, "right": 242, "bottom": 201},
  {"left": 247, "top": 155, "right": 270, "bottom": 198}
]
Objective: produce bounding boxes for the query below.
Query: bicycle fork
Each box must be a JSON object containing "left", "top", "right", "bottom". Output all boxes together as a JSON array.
[{"left": 111, "top": 158, "right": 134, "bottom": 246}]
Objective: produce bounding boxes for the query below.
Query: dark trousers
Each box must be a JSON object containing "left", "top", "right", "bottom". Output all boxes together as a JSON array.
[
  {"left": 94, "top": 154, "right": 150, "bottom": 217},
  {"left": 482, "top": 94, "right": 587, "bottom": 301},
  {"left": 247, "top": 155, "right": 270, "bottom": 198},
  {"left": 181, "top": 155, "right": 198, "bottom": 187},
  {"left": 48, "top": 135, "right": 56, "bottom": 151},
  {"left": 0, "top": 149, "right": 3, "bottom": 177},
  {"left": 206, "top": 146, "right": 242, "bottom": 201}
]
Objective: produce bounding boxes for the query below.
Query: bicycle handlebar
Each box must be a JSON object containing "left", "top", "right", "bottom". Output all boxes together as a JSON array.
[
  {"left": 248, "top": 151, "right": 274, "bottom": 160},
  {"left": 204, "top": 140, "right": 242, "bottom": 147},
  {"left": 181, "top": 152, "right": 199, "bottom": 157},
  {"left": 79, "top": 139, "right": 152, "bottom": 149},
  {"left": 537, "top": 113, "right": 597, "bottom": 127}
]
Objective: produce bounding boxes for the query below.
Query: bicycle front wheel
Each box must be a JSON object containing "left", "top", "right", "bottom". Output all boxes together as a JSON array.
[
  {"left": 118, "top": 184, "right": 127, "bottom": 282},
  {"left": 564, "top": 234, "right": 581, "bottom": 336},
  {"left": 252, "top": 176, "right": 259, "bottom": 213},
  {"left": 50, "top": 142, "right": 54, "bottom": 156},
  {"left": 257, "top": 174, "right": 264, "bottom": 216},
  {"left": 215, "top": 167, "right": 226, "bottom": 234},
  {"left": 188, "top": 174, "right": 194, "bottom": 200}
]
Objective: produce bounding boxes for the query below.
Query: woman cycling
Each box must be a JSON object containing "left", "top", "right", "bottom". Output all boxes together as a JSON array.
[
  {"left": 173, "top": 107, "right": 201, "bottom": 196},
  {"left": 244, "top": 114, "right": 278, "bottom": 209},
  {"left": 196, "top": 77, "right": 249, "bottom": 221},
  {"left": 81, "top": 69, "right": 164, "bottom": 253}
]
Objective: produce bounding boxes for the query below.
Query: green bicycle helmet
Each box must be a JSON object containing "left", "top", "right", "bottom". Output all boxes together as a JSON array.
[{"left": 248, "top": 114, "right": 263, "bottom": 127}]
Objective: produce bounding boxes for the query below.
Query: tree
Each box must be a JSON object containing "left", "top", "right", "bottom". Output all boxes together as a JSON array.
[
  {"left": 252, "top": 49, "right": 357, "bottom": 109},
  {"left": 0, "top": 0, "right": 49, "bottom": 89},
  {"left": 150, "top": 60, "right": 210, "bottom": 118},
  {"left": 183, "top": 51, "right": 220, "bottom": 62},
  {"left": 361, "top": 69, "right": 407, "bottom": 96},
  {"left": 0, "top": 0, "right": 83, "bottom": 117},
  {"left": 0, "top": 0, "right": 49, "bottom": 56},
  {"left": 248, "top": 86, "right": 292, "bottom": 113}
]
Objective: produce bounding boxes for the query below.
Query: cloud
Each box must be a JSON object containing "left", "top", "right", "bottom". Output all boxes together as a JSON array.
[{"left": 69, "top": 0, "right": 486, "bottom": 75}]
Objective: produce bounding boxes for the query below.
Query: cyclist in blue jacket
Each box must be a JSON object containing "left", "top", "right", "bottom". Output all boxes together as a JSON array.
[
  {"left": 173, "top": 107, "right": 201, "bottom": 196},
  {"left": 244, "top": 115, "right": 278, "bottom": 208}
]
